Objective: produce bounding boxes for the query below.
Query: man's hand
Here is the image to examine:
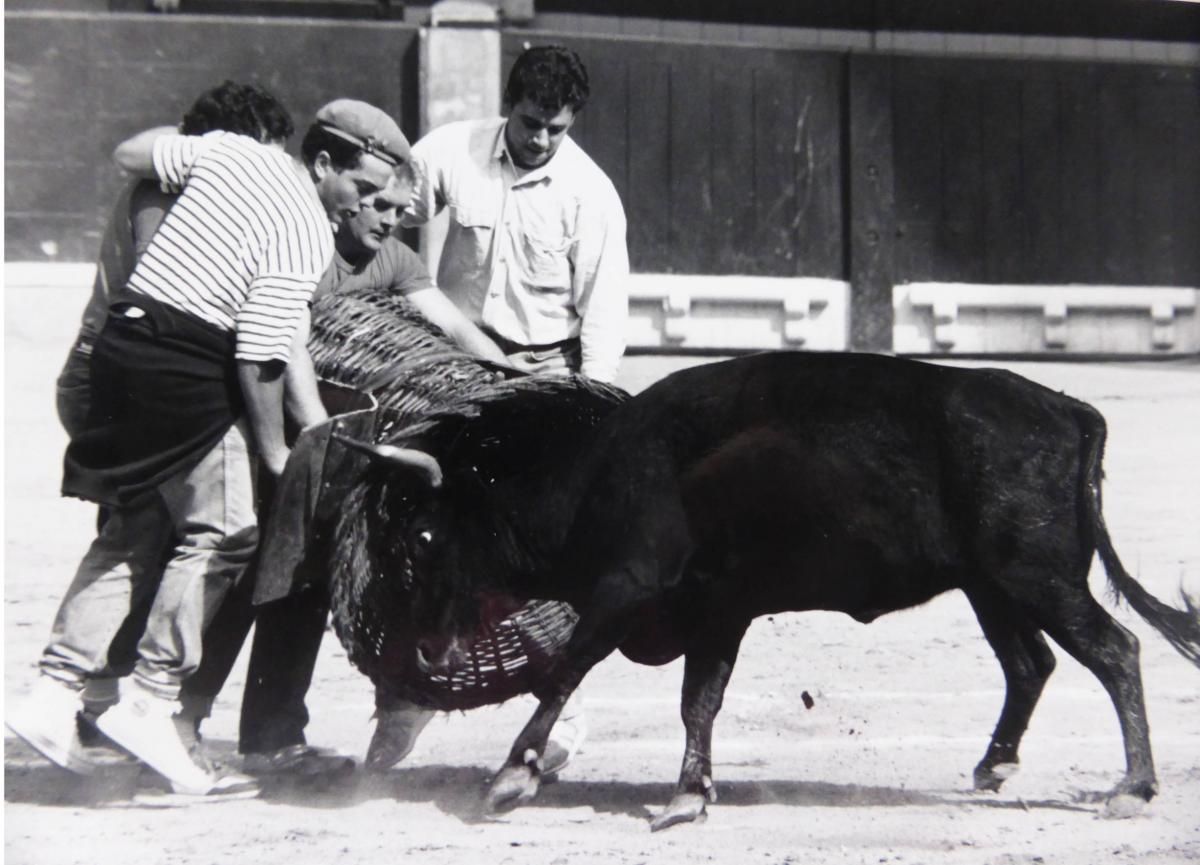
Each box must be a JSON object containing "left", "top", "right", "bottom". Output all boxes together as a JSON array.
[{"left": 404, "top": 286, "right": 511, "bottom": 365}]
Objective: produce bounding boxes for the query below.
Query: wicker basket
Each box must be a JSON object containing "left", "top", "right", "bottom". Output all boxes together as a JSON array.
[
  {"left": 311, "top": 286, "right": 614, "bottom": 711},
  {"left": 386, "top": 599, "right": 580, "bottom": 710}
]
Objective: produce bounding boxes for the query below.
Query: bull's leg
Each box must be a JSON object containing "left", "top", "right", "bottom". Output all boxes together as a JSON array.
[
  {"left": 486, "top": 579, "right": 651, "bottom": 812},
  {"left": 1034, "top": 597, "right": 1156, "bottom": 810},
  {"left": 965, "top": 587, "right": 1057, "bottom": 792},
  {"left": 486, "top": 683, "right": 576, "bottom": 811},
  {"left": 651, "top": 624, "right": 748, "bottom": 832}
]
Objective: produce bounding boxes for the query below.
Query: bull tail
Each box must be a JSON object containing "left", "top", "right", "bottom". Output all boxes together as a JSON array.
[{"left": 1078, "top": 406, "right": 1200, "bottom": 668}]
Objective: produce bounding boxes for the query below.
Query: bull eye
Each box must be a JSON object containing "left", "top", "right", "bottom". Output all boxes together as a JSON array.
[{"left": 411, "top": 527, "right": 435, "bottom": 560}]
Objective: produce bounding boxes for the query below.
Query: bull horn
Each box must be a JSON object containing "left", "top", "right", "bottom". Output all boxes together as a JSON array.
[{"left": 332, "top": 433, "right": 443, "bottom": 488}]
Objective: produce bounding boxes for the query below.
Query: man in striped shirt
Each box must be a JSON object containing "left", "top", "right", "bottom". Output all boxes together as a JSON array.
[
  {"left": 5, "top": 90, "right": 361, "bottom": 799},
  {"left": 56, "top": 81, "right": 300, "bottom": 440},
  {"left": 174, "top": 105, "right": 507, "bottom": 780},
  {"left": 42, "top": 82, "right": 300, "bottom": 776}
]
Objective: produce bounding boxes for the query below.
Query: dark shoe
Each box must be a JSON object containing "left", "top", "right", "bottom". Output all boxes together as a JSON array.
[
  {"left": 242, "top": 744, "right": 355, "bottom": 779},
  {"left": 364, "top": 705, "right": 435, "bottom": 772}
]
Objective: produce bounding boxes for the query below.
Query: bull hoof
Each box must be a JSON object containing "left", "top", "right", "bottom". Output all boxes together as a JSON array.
[
  {"left": 486, "top": 763, "right": 541, "bottom": 812},
  {"left": 1102, "top": 793, "right": 1148, "bottom": 820},
  {"left": 649, "top": 793, "right": 707, "bottom": 832},
  {"left": 973, "top": 762, "right": 1019, "bottom": 792},
  {"left": 1098, "top": 777, "right": 1156, "bottom": 818}
]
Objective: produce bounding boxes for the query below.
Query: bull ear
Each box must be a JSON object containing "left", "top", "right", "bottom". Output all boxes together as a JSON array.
[{"left": 331, "top": 433, "right": 443, "bottom": 488}]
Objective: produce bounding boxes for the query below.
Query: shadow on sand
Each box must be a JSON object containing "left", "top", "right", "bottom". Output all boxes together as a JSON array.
[{"left": 5, "top": 735, "right": 1094, "bottom": 822}]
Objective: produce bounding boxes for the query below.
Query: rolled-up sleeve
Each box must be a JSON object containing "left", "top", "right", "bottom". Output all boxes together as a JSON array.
[
  {"left": 151, "top": 131, "right": 221, "bottom": 190},
  {"left": 401, "top": 137, "right": 443, "bottom": 229},
  {"left": 237, "top": 275, "right": 321, "bottom": 363},
  {"left": 572, "top": 186, "right": 629, "bottom": 383},
  {"left": 236, "top": 211, "right": 333, "bottom": 363}
]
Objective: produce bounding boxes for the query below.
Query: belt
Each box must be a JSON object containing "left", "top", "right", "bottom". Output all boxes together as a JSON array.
[{"left": 488, "top": 333, "right": 580, "bottom": 355}]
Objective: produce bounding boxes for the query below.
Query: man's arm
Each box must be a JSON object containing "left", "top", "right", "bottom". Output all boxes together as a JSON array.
[
  {"left": 113, "top": 126, "right": 179, "bottom": 177},
  {"left": 403, "top": 287, "right": 510, "bottom": 365},
  {"left": 237, "top": 360, "right": 291, "bottom": 477},
  {"left": 573, "top": 191, "right": 630, "bottom": 383},
  {"left": 128, "top": 181, "right": 176, "bottom": 256},
  {"left": 398, "top": 144, "right": 445, "bottom": 229},
  {"left": 283, "top": 308, "right": 329, "bottom": 431}
]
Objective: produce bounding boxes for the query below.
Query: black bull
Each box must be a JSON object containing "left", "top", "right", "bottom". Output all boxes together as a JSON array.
[{"left": 354, "top": 351, "right": 1200, "bottom": 830}]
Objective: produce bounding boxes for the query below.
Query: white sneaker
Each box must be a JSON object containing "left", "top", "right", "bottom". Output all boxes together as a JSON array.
[
  {"left": 133, "top": 780, "right": 261, "bottom": 806},
  {"left": 5, "top": 676, "right": 97, "bottom": 775},
  {"left": 134, "top": 763, "right": 261, "bottom": 806},
  {"left": 96, "top": 682, "right": 255, "bottom": 797}
]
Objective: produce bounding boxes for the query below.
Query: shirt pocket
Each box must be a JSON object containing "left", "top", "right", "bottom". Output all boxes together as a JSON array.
[
  {"left": 449, "top": 203, "right": 498, "bottom": 260},
  {"left": 521, "top": 225, "right": 573, "bottom": 291},
  {"left": 451, "top": 203, "right": 498, "bottom": 230}
]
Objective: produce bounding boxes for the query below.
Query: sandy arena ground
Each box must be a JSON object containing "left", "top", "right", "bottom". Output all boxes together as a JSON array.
[{"left": 5, "top": 278, "right": 1200, "bottom": 864}]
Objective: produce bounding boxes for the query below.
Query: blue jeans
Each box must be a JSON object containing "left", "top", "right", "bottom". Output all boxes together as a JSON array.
[{"left": 40, "top": 421, "right": 259, "bottom": 700}]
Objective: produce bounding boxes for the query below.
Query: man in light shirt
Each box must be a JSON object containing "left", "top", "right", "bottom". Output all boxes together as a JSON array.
[{"left": 403, "top": 43, "right": 629, "bottom": 384}]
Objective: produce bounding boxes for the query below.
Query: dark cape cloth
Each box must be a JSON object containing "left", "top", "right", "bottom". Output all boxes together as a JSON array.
[
  {"left": 62, "top": 290, "right": 243, "bottom": 507},
  {"left": 252, "top": 382, "right": 378, "bottom": 606}
]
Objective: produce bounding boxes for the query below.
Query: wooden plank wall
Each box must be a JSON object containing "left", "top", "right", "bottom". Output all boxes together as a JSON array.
[
  {"left": 502, "top": 34, "right": 846, "bottom": 280},
  {"left": 503, "top": 34, "right": 1200, "bottom": 298},
  {"left": 5, "top": 12, "right": 420, "bottom": 261},
  {"left": 891, "top": 57, "right": 1200, "bottom": 287}
]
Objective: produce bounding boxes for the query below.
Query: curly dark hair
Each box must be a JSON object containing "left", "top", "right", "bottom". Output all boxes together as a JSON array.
[
  {"left": 180, "top": 80, "right": 294, "bottom": 143},
  {"left": 503, "top": 44, "right": 590, "bottom": 114}
]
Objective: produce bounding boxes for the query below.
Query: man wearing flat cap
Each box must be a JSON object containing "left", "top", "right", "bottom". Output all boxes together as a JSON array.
[
  {"left": 170, "top": 100, "right": 511, "bottom": 781},
  {"left": 306, "top": 100, "right": 411, "bottom": 231},
  {"left": 304, "top": 101, "right": 509, "bottom": 366}
]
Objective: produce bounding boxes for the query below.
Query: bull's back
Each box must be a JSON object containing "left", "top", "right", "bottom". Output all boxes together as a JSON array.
[{"left": 584, "top": 352, "right": 1099, "bottom": 619}]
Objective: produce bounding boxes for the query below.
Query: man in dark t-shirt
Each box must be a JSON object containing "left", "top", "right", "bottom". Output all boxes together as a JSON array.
[{"left": 313, "top": 161, "right": 508, "bottom": 362}]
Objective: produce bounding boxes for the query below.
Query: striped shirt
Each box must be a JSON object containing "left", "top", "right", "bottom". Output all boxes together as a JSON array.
[{"left": 126, "top": 131, "right": 333, "bottom": 363}]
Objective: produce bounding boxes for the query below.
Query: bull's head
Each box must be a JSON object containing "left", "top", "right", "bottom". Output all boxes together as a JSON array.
[
  {"left": 334, "top": 433, "right": 505, "bottom": 676},
  {"left": 332, "top": 376, "right": 625, "bottom": 679}
]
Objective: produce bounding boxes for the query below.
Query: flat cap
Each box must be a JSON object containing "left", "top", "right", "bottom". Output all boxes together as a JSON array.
[{"left": 314, "top": 99, "right": 411, "bottom": 166}]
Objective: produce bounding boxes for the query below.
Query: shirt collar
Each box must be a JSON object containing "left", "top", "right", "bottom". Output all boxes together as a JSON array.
[{"left": 494, "top": 119, "right": 558, "bottom": 187}]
